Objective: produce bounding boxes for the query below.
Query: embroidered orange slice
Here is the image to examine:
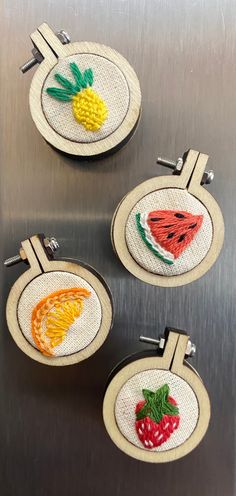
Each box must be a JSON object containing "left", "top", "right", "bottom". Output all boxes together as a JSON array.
[{"left": 32, "top": 288, "right": 91, "bottom": 356}]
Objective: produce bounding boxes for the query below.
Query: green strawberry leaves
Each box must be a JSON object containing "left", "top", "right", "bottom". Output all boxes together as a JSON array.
[{"left": 136, "top": 384, "right": 179, "bottom": 423}]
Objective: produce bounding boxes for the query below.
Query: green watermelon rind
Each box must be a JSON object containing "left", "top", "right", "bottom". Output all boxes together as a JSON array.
[{"left": 136, "top": 213, "right": 174, "bottom": 265}]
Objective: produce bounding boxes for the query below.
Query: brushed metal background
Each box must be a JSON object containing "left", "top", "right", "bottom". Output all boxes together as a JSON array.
[{"left": 1, "top": 1, "right": 235, "bottom": 495}]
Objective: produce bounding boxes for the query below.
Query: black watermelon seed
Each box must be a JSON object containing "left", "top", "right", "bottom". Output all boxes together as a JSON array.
[
  {"left": 150, "top": 217, "right": 162, "bottom": 222},
  {"left": 163, "top": 224, "right": 174, "bottom": 228},
  {"left": 178, "top": 234, "right": 186, "bottom": 242},
  {"left": 188, "top": 223, "right": 197, "bottom": 229},
  {"left": 175, "top": 213, "right": 185, "bottom": 218},
  {"left": 167, "top": 232, "right": 175, "bottom": 239}
]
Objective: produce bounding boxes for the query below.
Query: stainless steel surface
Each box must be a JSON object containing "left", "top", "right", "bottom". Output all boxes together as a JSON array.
[
  {"left": 20, "top": 30, "right": 70, "bottom": 73},
  {"left": 1, "top": 1, "right": 235, "bottom": 495}
]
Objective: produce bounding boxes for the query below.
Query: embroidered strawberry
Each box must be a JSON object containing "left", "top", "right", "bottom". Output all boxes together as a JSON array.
[{"left": 135, "top": 384, "right": 180, "bottom": 449}]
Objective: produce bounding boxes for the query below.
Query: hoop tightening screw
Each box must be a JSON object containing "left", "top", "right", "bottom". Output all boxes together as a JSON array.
[
  {"left": 139, "top": 335, "right": 196, "bottom": 357},
  {"left": 157, "top": 156, "right": 214, "bottom": 185},
  {"left": 43, "top": 237, "right": 60, "bottom": 255},
  {"left": 20, "top": 30, "right": 70, "bottom": 73},
  {"left": 4, "top": 237, "right": 59, "bottom": 267}
]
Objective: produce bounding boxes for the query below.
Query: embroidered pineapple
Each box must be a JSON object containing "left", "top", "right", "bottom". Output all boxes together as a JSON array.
[{"left": 46, "top": 62, "right": 108, "bottom": 131}]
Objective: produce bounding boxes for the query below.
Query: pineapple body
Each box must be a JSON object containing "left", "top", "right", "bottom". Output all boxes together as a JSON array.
[
  {"left": 72, "top": 88, "right": 108, "bottom": 131},
  {"left": 46, "top": 63, "right": 109, "bottom": 132}
]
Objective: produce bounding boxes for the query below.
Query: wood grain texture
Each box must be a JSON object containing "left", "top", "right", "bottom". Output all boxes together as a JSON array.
[
  {"left": 112, "top": 149, "right": 225, "bottom": 286},
  {"left": 0, "top": 1, "right": 235, "bottom": 495},
  {"left": 29, "top": 24, "right": 141, "bottom": 156},
  {"left": 6, "top": 235, "right": 113, "bottom": 365},
  {"left": 103, "top": 331, "right": 210, "bottom": 462}
]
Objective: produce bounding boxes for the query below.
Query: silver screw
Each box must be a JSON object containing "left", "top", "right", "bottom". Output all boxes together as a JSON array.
[
  {"left": 201, "top": 170, "right": 214, "bottom": 185},
  {"left": 157, "top": 157, "right": 184, "bottom": 173},
  {"left": 157, "top": 156, "right": 214, "bottom": 185},
  {"left": 56, "top": 30, "right": 70, "bottom": 44},
  {"left": 186, "top": 341, "right": 196, "bottom": 357},
  {"left": 4, "top": 254, "right": 22, "bottom": 267},
  {"left": 4, "top": 236, "right": 59, "bottom": 267},
  {"left": 139, "top": 336, "right": 165, "bottom": 350},
  {"left": 44, "top": 237, "right": 60, "bottom": 255},
  {"left": 20, "top": 30, "right": 70, "bottom": 73},
  {"left": 140, "top": 335, "right": 196, "bottom": 357}
]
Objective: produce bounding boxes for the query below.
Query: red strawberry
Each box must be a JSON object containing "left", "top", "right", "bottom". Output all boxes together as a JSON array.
[{"left": 135, "top": 384, "right": 180, "bottom": 449}]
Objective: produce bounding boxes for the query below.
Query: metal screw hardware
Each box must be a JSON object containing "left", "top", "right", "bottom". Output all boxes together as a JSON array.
[
  {"left": 43, "top": 237, "right": 60, "bottom": 256},
  {"left": 56, "top": 30, "right": 70, "bottom": 45},
  {"left": 20, "top": 30, "right": 70, "bottom": 73},
  {"left": 157, "top": 156, "right": 214, "bottom": 185},
  {"left": 140, "top": 335, "right": 196, "bottom": 357},
  {"left": 4, "top": 237, "right": 59, "bottom": 267},
  {"left": 157, "top": 157, "right": 184, "bottom": 173},
  {"left": 139, "top": 335, "right": 166, "bottom": 349},
  {"left": 201, "top": 170, "right": 214, "bottom": 185},
  {"left": 4, "top": 254, "right": 23, "bottom": 267}
]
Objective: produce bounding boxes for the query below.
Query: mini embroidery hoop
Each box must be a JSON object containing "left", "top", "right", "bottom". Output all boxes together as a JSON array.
[
  {"left": 21, "top": 23, "right": 141, "bottom": 157},
  {"left": 5, "top": 234, "right": 113, "bottom": 366},
  {"left": 111, "top": 149, "right": 224, "bottom": 286},
  {"left": 103, "top": 328, "right": 211, "bottom": 463}
]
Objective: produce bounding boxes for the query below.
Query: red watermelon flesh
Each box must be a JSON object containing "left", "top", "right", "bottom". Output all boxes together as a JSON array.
[{"left": 136, "top": 210, "right": 203, "bottom": 264}]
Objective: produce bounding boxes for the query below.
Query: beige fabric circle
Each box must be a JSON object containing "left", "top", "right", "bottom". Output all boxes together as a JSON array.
[
  {"left": 115, "top": 369, "right": 199, "bottom": 452},
  {"left": 125, "top": 188, "right": 213, "bottom": 276},
  {"left": 17, "top": 271, "right": 102, "bottom": 357},
  {"left": 42, "top": 54, "right": 130, "bottom": 143}
]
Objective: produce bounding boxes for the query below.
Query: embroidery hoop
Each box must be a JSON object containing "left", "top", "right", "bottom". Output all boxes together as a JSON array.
[
  {"left": 22, "top": 23, "right": 141, "bottom": 157},
  {"left": 6, "top": 234, "right": 113, "bottom": 366},
  {"left": 103, "top": 329, "right": 210, "bottom": 463},
  {"left": 111, "top": 149, "right": 224, "bottom": 286}
]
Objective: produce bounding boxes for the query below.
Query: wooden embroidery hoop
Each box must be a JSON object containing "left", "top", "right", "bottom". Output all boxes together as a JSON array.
[
  {"left": 103, "top": 328, "right": 211, "bottom": 463},
  {"left": 6, "top": 234, "right": 113, "bottom": 366},
  {"left": 111, "top": 149, "right": 224, "bottom": 287},
  {"left": 22, "top": 23, "right": 141, "bottom": 157}
]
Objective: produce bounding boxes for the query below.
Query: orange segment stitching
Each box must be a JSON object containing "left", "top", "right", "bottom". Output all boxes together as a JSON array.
[{"left": 31, "top": 288, "right": 91, "bottom": 357}]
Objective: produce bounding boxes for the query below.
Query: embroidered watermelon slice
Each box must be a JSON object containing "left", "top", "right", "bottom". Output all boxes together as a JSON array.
[{"left": 136, "top": 210, "right": 203, "bottom": 265}]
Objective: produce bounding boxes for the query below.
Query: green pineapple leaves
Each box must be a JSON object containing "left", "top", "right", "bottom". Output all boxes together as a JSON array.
[
  {"left": 70, "top": 63, "right": 93, "bottom": 89},
  {"left": 46, "top": 62, "right": 94, "bottom": 102},
  {"left": 136, "top": 384, "right": 179, "bottom": 423},
  {"left": 55, "top": 73, "right": 77, "bottom": 93},
  {"left": 46, "top": 88, "right": 73, "bottom": 101}
]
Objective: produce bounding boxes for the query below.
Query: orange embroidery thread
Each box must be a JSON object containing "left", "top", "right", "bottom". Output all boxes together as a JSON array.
[{"left": 31, "top": 288, "right": 91, "bottom": 356}]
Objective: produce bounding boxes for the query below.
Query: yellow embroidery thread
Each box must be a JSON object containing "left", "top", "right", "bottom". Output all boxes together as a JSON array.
[
  {"left": 32, "top": 288, "right": 91, "bottom": 357},
  {"left": 46, "top": 63, "right": 108, "bottom": 131},
  {"left": 72, "top": 87, "right": 108, "bottom": 131}
]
